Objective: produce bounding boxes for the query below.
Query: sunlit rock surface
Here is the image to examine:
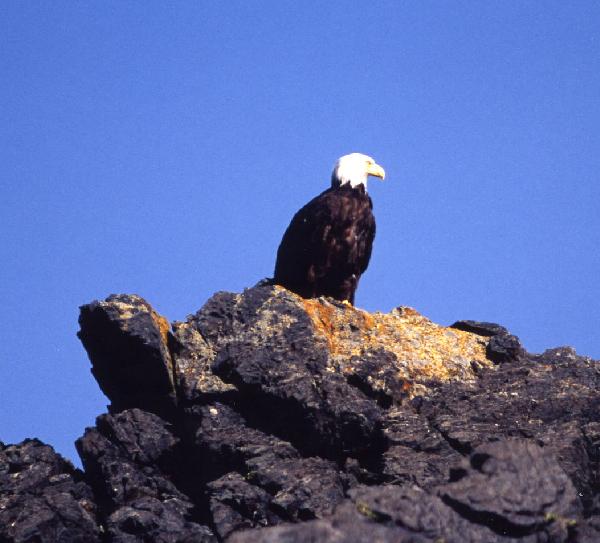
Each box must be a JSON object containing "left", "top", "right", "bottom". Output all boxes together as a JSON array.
[{"left": 1, "top": 285, "right": 599, "bottom": 542}]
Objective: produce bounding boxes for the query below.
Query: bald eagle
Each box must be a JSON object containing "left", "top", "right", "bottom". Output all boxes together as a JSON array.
[{"left": 274, "top": 153, "right": 385, "bottom": 305}]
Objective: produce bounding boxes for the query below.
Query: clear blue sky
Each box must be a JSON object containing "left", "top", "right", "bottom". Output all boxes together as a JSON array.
[{"left": 2, "top": 2, "right": 599, "bottom": 464}]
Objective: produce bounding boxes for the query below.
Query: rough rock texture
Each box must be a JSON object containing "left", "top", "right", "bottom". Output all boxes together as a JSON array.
[
  {"left": 76, "top": 409, "right": 214, "bottom": 542},
  {"left": 78, "top": 294, "right": 177, "bottom": 418},
  {"left": 0, "top": 439, "right": 101, "bottom": 543},
  {"left": 2, "top": 285, "right": 600, "bottom": 542}
]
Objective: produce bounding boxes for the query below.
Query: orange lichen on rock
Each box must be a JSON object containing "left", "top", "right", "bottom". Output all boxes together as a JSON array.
[
  {"left": 301, "top": 298, "right": 491, "bottom": 393},
  {"left": 301, "top": 298, "right": 338, "bottom": 352},
  {"left": 154, "top": 313, "right": 171, "bottom": 347}
]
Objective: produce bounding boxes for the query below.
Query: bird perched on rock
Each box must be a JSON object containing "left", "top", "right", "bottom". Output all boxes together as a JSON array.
[{"left": 274, "top": 153, "right": 385, "bottom": 305}]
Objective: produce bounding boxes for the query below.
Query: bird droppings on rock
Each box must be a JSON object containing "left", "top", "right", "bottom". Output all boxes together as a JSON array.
[{"left": 2, "top": 284, "right": 600, "bottom": 542}]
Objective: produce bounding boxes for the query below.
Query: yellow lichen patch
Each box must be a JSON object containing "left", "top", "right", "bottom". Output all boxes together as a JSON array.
[
  {"left": 301, "top": 298, "right": 491, "bottom": 394},
  {"left": 154, "top": 313, "right": 171, "bottom": 347}
]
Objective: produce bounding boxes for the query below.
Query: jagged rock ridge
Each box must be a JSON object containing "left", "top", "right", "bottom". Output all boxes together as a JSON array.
[{"left": 1, "top": 285, "right": 600, "bottom": 542}]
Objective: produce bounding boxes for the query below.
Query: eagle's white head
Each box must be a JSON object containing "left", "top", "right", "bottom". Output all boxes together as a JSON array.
[{"left": 331, "top": 153, "right": 386, "bottom": 190}]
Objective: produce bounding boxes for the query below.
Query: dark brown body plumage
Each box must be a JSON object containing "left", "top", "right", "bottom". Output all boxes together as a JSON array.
[{"left": 274, "top": 184, "right": 376, "bottom": 304}]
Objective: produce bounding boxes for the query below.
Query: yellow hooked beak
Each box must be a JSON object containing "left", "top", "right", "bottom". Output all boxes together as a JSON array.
[{"left": 366, "top": 162, "right": 386, "bottom": 180}]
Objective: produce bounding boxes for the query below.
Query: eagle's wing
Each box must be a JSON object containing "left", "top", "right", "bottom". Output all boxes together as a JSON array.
[
  {"left": 354, "top": 196, "right": 375, "bottom": 275},
  {"left": 274, "top": 186, "right": 377, "bottom": 301},
  {"left": 274, "top": 189, "right": 339, "bottom": 296}
]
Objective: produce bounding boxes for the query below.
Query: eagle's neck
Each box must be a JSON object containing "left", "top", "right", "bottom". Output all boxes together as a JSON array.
[{"left": 331, "top": 178, "right": 367, "bottom": 192}]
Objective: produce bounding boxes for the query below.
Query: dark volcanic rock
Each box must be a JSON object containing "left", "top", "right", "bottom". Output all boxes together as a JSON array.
[
  {"left": 189, "top": 402, "right": 347, "bottom": 538},
  {"left": 229, "top": 484, "right": 511, "bottom": 543},
  {"left": 486, "top": 332, "right": 524, "bottom": 364},
  {"left": 380, "top": 407, "right": 461, "bottom": 489},
  {"left": 451, "top": 319, "right": 525, "bottom": 363},
  {"left": 180, "top": 287, "right": 386, "bottom": 461},
  {"left": 0, "top": 439, "right": 101, "bottom": 543},
  {"left": 3, "top": 286, "right": 600, "bottom": 541},
  {"left": 76, "top": 408, "right": 215, "bottom": 542},
  {"left": 451, "top": 320, "right": 510, "bottom": 337},
  {"left": 418, "top": 344, "right": 600, "bottom": 515},
  {"left": 78, "top": 294, "right": 177, "bottom": 418},
  {"left": 207, "top": 472, "right": 276, "bottom": 539},
  {"left": 440, "top": 440, "right": 579, "bottom": 540},
  {"left": 190, "top": 402, "right": 300, "bottom": 480}
]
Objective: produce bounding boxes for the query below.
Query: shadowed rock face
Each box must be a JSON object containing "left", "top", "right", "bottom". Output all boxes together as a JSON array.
[
  {"left": 2, "top": 285, "right": 600, "bottom": 542},
  {"left": 77, "top": 294, "right": 177, "bottom": 418},
  {"left": 0, "top": 439, "right": 101, "bottom": 543}
]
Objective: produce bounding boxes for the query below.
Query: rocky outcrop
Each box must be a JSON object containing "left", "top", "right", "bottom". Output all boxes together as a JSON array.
[
  {"left": 0, "top": 439, "right": 101, "bottom": 542},
  {"left": 2, "top": 285, "right": 599, "bottom": 542},
  {"left": 77, "top": 294, "right": 177, "bottom": 418}
]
